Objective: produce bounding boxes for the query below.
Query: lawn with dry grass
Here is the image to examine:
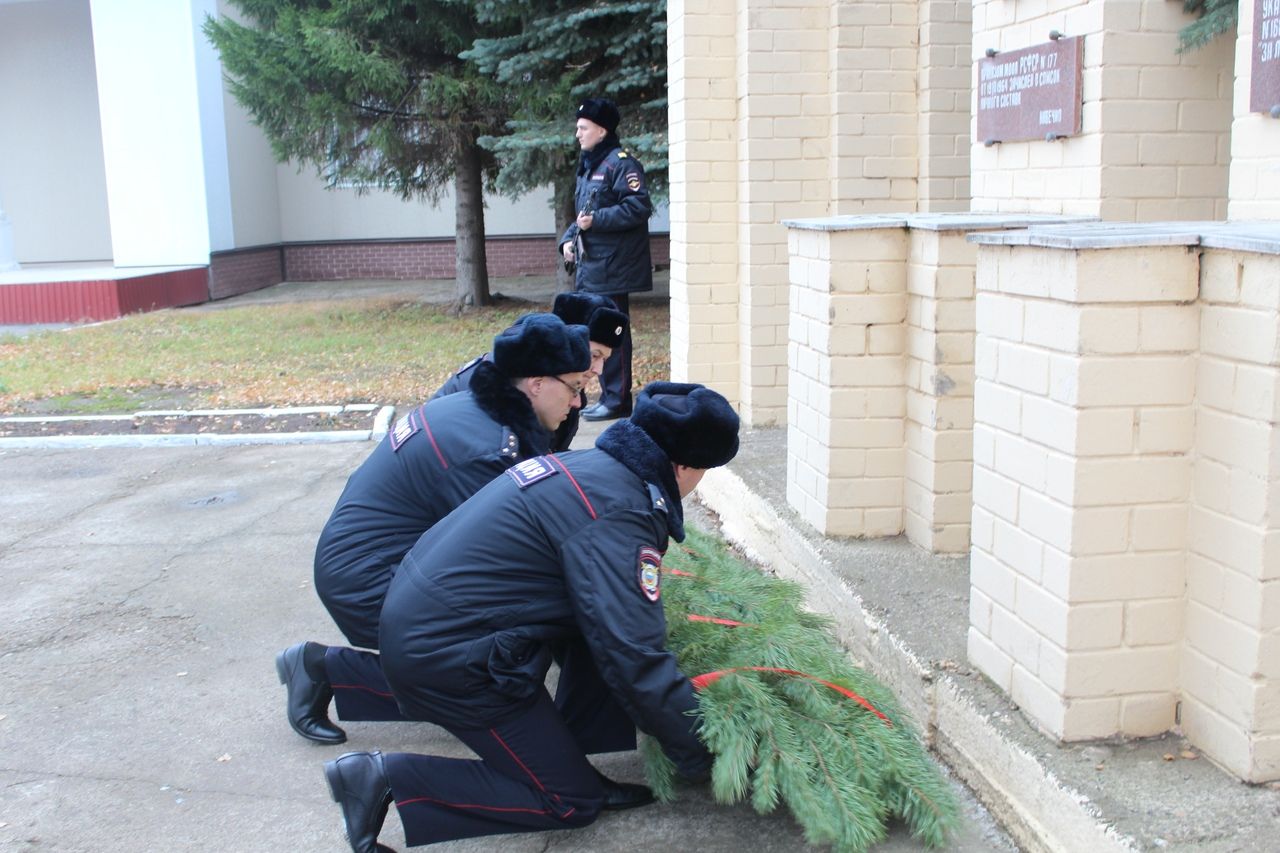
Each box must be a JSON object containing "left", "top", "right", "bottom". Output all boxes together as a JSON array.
[{"left": 0, "top": 296, "right": 671, "bottom": 415}]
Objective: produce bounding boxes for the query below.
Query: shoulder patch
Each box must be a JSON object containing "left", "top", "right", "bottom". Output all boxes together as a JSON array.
[
  {"left": 388, "top": 410, "right": 420, "bottom": 452},
  {"left": 506, "top": 455, "right": 558, "bottom": 488},
  {"left": 637, "top": 545, "right": 663, "bottom": 603},
  {"left": 626, "top": 172, "right": 642, "bottom": 192}
]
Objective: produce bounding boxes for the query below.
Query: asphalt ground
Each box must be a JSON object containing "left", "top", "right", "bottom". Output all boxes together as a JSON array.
[{"left": 0, "top": 440, "right": 1015, "bottom": 852}]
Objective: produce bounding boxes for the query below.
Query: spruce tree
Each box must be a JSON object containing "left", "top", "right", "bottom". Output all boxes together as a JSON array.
[
  {"left": 650, "top": 529, "right": 961, "bottom": 851},
  {"left": 463, "top": 0, "right": 668, "bottom": 289},
  {"left": 205, "top": 1, "right": 514, "bottom": 308},
  {"left": 1177, "top": 0, "right": 1238, "bottom": 53}
]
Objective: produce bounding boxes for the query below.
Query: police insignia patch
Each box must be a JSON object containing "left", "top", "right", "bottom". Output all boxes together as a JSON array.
[
  {"left": 388, "top": 411, "right": 420, "bottom": 452},
  {"left": 626, "top": 173, "right": 641, "bottom": 192},
  {"left": 637, "top": 546, "right": 663, "bottom": 603},
  {"left": 506, "top": 456, "right": 558, "bottom": 489}
]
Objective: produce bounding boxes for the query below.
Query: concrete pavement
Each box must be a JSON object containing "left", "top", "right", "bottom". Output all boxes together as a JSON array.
[{"left": 0, "top": 441, "right": 1014, "bottom": 852}]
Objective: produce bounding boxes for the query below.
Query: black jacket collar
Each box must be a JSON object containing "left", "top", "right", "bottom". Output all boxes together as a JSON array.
[
  {"left": 578, "top": 133, "right": 621, "bottom": 176},
  {"left": 469, "top": 361, "right": 551, "bottom": 457},
  {"left": 595, "top": 419, "right": 685, "bottom": 542}
]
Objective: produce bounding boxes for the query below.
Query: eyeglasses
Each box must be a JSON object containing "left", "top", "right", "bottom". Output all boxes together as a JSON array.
[{"left": 547, "top": 375, "right": 585, "bottom": 395}]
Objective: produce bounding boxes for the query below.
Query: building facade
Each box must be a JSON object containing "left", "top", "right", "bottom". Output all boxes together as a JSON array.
[
  {"left": 671, "top": 0, "right": 1280, "bottom": 784},
  {"left": 0, "top": 0, "right": 667, "bottom": 319}
]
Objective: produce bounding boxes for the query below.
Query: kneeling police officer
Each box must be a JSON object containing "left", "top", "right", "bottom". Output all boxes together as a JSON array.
[
  {"left": 276, "top": 314, "right": 590, "bottom": 745},
  {"left": 323, "top": 381, "right": 740, "bottom": 851}
]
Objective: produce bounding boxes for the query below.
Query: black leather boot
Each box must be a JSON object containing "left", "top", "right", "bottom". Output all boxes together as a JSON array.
[
  {"left": 276, "top": 642, "right": 347, "bottom": 745},
  {"left": 324, "top": 750, "right": 395, "bottom": 853},
  {"left": 593, "top": 768, "right": 655, "bottom": 810}
]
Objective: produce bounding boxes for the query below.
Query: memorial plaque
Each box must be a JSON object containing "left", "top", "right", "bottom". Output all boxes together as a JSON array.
[
  {"left": 976, "top": 36, "right": 1084, "bottom": 144},
  {"left": 1251, "top": 0, "right": 1280, "bottom": 114}
]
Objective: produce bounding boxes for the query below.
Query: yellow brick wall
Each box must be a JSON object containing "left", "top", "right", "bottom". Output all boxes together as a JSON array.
[
  {"left": 904, "top": 230, "right": 977, "bottom": 551},
  {"left": 668, "top": 0, "right": 741, "bottom": 398},
  {"left": 1179, "top": 250, "right": 1280, "bottom": 782},
  {"left": 918, "top": 0, "right": 973, "bottom": 211},
  {"left": 668, "top": 0, "right": 975, "bottom": 427},
  {"left": 787, "top": 225, "right": 907, "bottom": 536},
  {"left": 970, "top": 0, "right": 1233, "bottom": 220},
  {"left": 968, "top": 242, "right": 1199, "bottom": 740}
]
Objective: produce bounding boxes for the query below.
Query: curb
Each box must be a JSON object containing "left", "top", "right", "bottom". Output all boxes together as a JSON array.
[{"left": 0, "top": 404, "right": 396, "bottom": 450}]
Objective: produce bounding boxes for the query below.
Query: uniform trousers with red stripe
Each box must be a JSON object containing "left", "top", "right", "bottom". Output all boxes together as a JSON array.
[
  {"left": 384, "top": 689, "right": 605, "bottom": 846},
  {"left": 325, "top": 641, "right": 639, "bottom": 755}
]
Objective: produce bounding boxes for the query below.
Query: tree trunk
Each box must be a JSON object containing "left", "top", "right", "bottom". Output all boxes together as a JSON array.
[
  {"left": 453, "top": 135, "right": 490, "bottom": 309},
  {"left": 554, "top": 176, "right": 577, "bottom": 293}
]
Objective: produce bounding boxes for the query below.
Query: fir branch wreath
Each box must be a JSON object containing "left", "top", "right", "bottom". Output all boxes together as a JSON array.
[{"left": 643, "top": 529, "right": 961, "bottom": 851}]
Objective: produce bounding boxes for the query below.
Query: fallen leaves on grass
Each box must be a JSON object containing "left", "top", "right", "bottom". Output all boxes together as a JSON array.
[{"left": 0, "top": 299, "right": 672, "bottom": 413}]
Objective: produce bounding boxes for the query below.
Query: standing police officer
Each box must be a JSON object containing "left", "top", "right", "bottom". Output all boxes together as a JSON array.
[
  {"left": 558, "top": 98, "right": 652, "bottom": 422},
  {"left": 322, "top": 382, "right": 740, "bottom": 852},
  {"left": 431, "top": 293, "right": 626, "bottom": 451},
  {"left": 275, "top": 315, "right": 591, "bottom": 745}
]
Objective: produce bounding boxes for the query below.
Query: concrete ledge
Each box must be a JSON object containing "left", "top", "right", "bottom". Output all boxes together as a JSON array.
[
  {"left": 0, "top": 404, "right": 397, "bottom": 449},
  {"left": 0, "top": 430, "right": 375, "bottom": 449},
  {"left": 781, "top": 212, "right": 1095, "bottom": 232},
  {"left": 969, "top": 220, "right": 1280, "bottom": 254},
  {"left": 695, "top": 427, "right": 1280, "bottom": 852}
]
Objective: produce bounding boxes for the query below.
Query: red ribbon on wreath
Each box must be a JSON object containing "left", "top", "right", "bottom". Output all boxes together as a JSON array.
[
  {"left": 690, "top": 666, "right": 891, "bottom": 726},
  {"left": 687, "top": 613, "right": 755, "bottom": 628}
]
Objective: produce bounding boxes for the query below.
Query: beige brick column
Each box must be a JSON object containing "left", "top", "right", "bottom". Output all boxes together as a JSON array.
[
  {"left": 667, "top": 0, "right": 740, "bottom": 396},
  {"left": 1180, "top": 240, "right": 1280, "bottom": 782},
  {"left": 968, "top": 227, "right": 1199, "bottom": 740},
  {"left": 917, "top": 0, "right": 971, "bottom": 212},
  {"left": 786, "top": 218, "right": 907, "bottom": 537},
  {"left": 904, "top": 225, "right": 977, "bottom": 552},
  {"left": 733, "top": 0, "right": 830, "bottom": 426},
  {"left": 828, "top": 0, "right": 920, "bottom": 214}
]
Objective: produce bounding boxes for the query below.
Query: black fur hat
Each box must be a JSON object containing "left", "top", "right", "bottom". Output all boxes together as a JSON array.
[
  {"left": 587, "top": 306, "right": 627, "bottom": 349},
  {"left": 492, "top": 314, "right": 591, "bottom": 379},
  {"left": 630, "top": 381, "right": 740, "bottom": 469},
  {"left": 552, "top": 292, "right": 627, "bottom": 348},
  {"left": 553, "top": 291, "right": 616, "bottom": 324},
  {"left": 576, "top": 98, "right": 621, "bottom": 134}
]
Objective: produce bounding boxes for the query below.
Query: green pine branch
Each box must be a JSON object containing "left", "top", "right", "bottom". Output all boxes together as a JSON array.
[
  {"left": 650, "top": 529, "right": 961, "bottom": 851},
  {"left": 1177, "top": 0, "right": 1238, "bottom": 53}
]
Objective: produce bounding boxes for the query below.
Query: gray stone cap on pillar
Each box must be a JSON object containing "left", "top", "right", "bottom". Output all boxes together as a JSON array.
[
  {"left": 969, "top": 220, "right": 1280, "bottom": 256},
  {"left": 781, "top": 212, "right": 1095, "bottom": 233}
]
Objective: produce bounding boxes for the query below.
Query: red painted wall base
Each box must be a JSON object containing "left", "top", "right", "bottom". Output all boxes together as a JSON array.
[{"left": 0, "top": 268, "right": 209, "bottom": 324}]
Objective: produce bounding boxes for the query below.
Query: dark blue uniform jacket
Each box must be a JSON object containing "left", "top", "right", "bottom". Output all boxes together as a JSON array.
[
  {"left": 379, "top": 419, "right": 711, "bottom": 778},
  {"left": 557, "top": 140, "right": 653, "bottom": 297},
  {"left": 314, "top": 361, "right": 550, "bottom": 649},
  {"left": 431, "top": 353, "right": 581, "bottom": 453}
]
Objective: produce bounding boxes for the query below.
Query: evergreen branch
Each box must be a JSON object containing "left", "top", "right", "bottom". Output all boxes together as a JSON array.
[{"left": 650, "top": 527, "right": 961, "bottom": 848}]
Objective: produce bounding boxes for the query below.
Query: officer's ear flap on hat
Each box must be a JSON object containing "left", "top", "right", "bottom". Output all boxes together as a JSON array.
[{"left": 630, "top": 382, "right": 740, "bottom": 469}]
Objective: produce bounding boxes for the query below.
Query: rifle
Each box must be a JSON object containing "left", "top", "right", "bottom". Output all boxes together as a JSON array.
[{"left": 564, "top": 188, "right": 599, "bottom": 273}]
